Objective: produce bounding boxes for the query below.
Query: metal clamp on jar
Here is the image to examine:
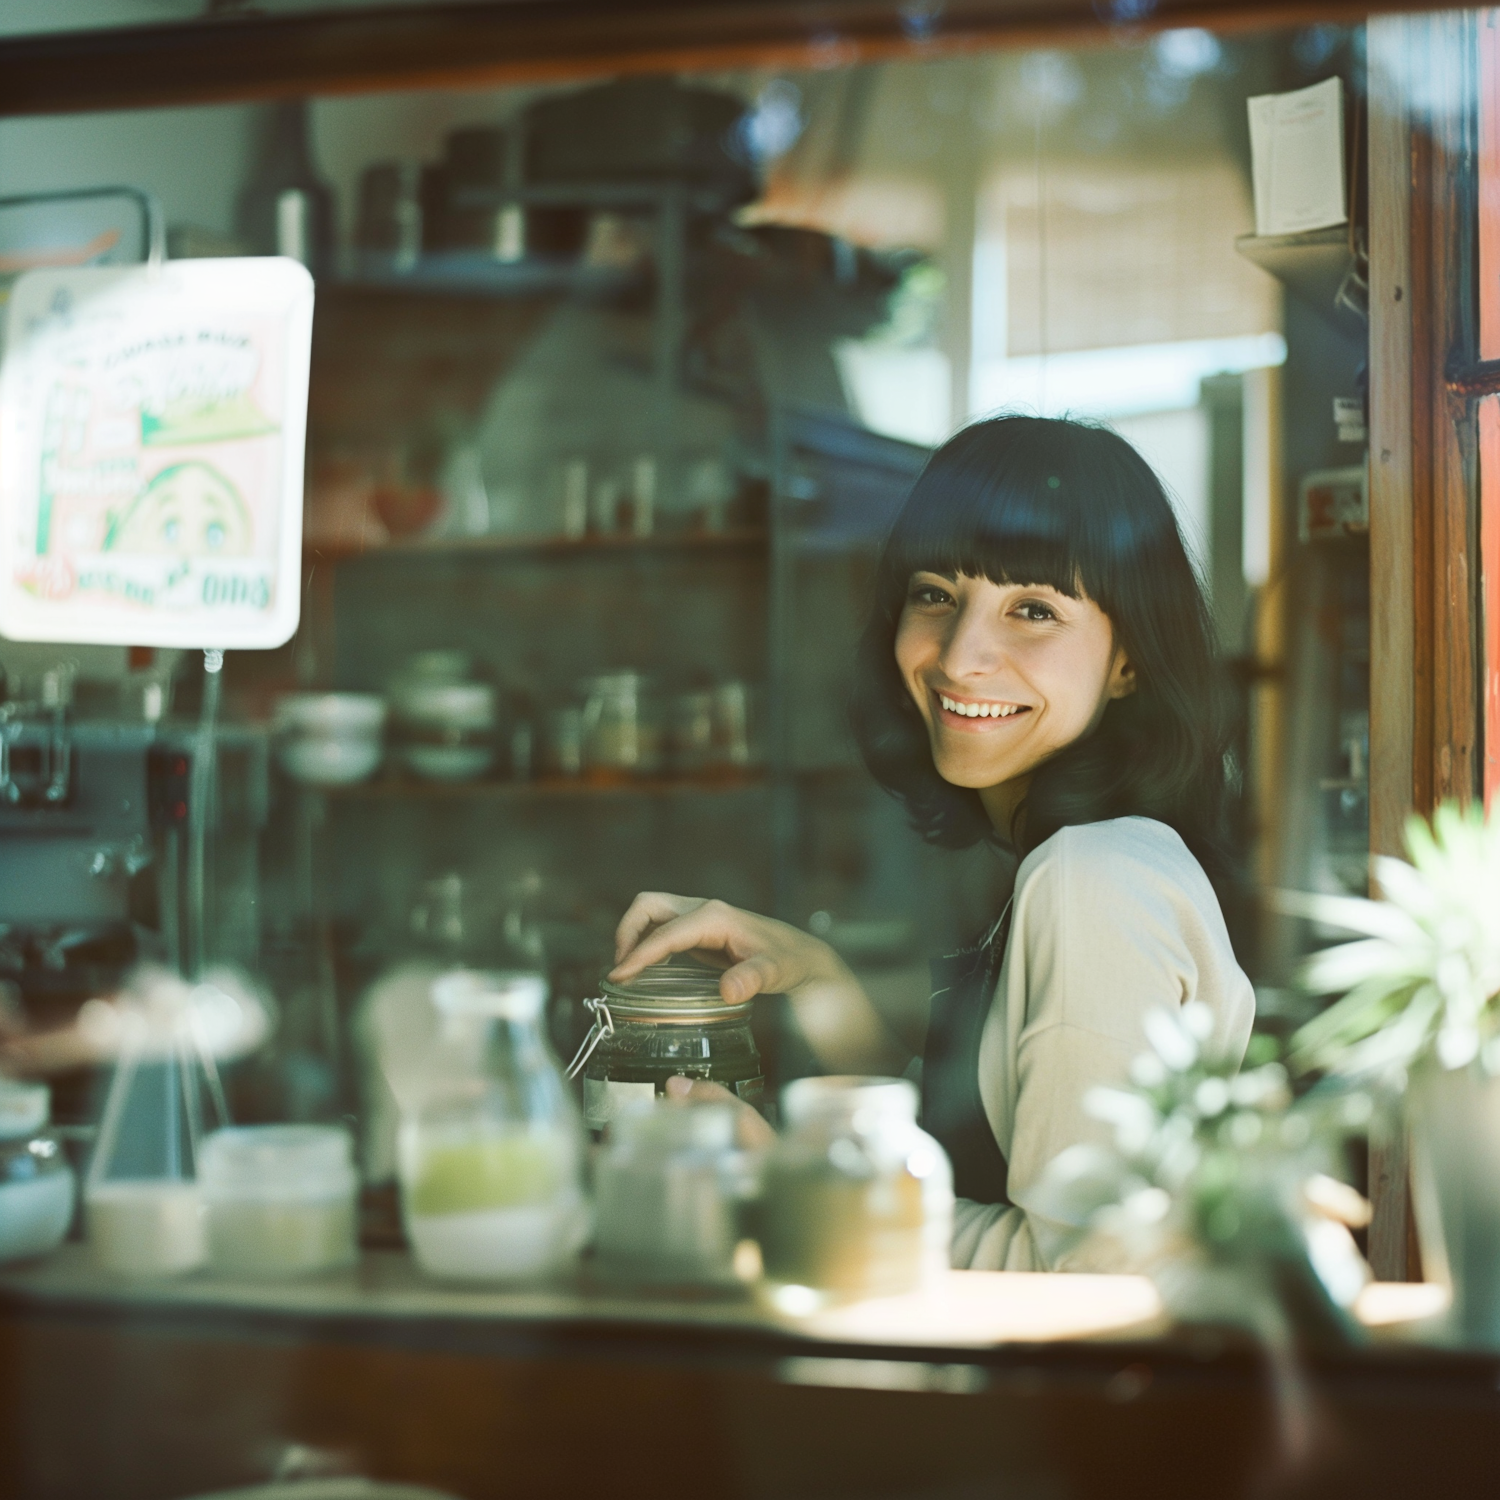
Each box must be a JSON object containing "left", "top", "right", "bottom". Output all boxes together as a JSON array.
[{"left": 566, "top": 956, "right": 764, "bottom": 1134}]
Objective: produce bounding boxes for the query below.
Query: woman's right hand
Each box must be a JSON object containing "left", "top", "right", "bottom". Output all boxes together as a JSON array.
[{"left": 610, "top": 892, "right": 847, "bottom": 1005}]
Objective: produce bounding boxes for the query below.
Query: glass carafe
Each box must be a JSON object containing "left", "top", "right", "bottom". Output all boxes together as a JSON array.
[
  {"left": 83, "top": 967, "right": 237, "bottom": 1278},
  {"left": 399, "top": 970, "right": 587, "bottom": 1281}
]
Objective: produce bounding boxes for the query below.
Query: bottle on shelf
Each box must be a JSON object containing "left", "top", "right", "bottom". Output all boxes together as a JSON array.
[{"left": 238, "top": 99, "right": 337, "bottom": 279}]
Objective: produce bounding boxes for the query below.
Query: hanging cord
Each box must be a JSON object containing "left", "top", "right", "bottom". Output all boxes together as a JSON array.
[
  {"left": 1034, "top": 96, "right": 1049, "bottom": 417},
  {"left": 184, "top": 649, "right": 223, "bottom": 980}
]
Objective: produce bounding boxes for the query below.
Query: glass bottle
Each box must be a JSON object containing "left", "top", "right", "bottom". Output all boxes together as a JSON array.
[
  {"left": 238, "top": 99, "right": 337, "bottom": 277},
  {"left": 0, "top": 1082, "right": 74, "bottom": 1264},
  {"left": 758, "top": 1076, "right": 953, "bottom": 1313},
  {"left": 399, "top": 970, "right": 587, "bottom": 1282},
  {"left": 595, "top": 1101, "right": 750, "bottom": 1289}
]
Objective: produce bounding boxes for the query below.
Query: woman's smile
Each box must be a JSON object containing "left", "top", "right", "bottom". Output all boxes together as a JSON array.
[
  {"left": 933, "top": 689, "right": 1033, "bottom": 729},
  {"left": 894, "top": 570, "right": 1135, "bottom": 820}
]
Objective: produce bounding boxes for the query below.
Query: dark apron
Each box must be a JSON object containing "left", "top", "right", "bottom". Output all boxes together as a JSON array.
[{"left": 921, "top": 905, "right": 1012, "bottom": 1206}]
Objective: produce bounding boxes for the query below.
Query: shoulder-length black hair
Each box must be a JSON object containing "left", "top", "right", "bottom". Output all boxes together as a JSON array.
[{"left": 850, "top": 414, "right": 1231, "bottom": 877}]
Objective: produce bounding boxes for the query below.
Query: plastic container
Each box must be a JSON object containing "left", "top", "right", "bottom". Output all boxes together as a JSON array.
[
  {"left": 399, "top": 971, "right": 587, "bottom": 1281},
  {"left": 758, "top": 1076, "right": 952, "bottom": 1313},
  {"left": 200, "top": 1125, "right": 358, "bottom": 1278},
  {"left": 0, "top": 1083, "right": 74, "bottom": 1263},
  {"left": 567, "top": 956, "right": 764, "bottom": 1134},
  {"left": 594, "top": 1101, "right": 749, "bottom": 1287}
]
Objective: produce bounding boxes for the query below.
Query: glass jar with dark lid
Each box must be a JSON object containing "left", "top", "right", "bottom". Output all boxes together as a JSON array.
[{"left": 566, "top": 957, "right": 764, "bottom": 1134}]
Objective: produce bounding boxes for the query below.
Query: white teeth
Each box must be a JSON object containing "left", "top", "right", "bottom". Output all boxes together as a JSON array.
[{"left": 939, "top": 694, "right": 1024, "bottom": 720}]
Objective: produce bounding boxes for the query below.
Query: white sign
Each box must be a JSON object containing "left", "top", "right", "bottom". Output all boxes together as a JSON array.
[
  {"left": 0, "top": 258, "right": 313, "bottom": 649},
  {"left": 1247, "top": 76, "right": 1347, "bottom": 238}
]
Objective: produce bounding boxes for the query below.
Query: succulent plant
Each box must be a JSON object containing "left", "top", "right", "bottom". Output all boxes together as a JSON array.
[{"left": 1289, "top": 803, "right": 1500, "bottom": 1081}]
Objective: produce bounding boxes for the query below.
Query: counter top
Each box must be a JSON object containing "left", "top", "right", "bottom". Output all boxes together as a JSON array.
[
  {"left": 0, "top": 1244, "right": 1174, "bottom": 1353},
  {"left": 0, "top": 1243, "right": 1452, "bottom": 1359},
  {"left": 0, "top": 1249, "right": 1492, "bottom": 1500}
]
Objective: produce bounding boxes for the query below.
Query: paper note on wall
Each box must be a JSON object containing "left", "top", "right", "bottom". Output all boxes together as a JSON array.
[
  {"left": 0, "top": 257, "right": 313, "bottom": 649},
  {"left": 1247, "top": 76, "right": 1347, "bottom": 238}
]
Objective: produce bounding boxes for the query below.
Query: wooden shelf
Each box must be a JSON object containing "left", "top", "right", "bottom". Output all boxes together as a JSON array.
[
  {"left": 1234, "top": 225, "right": 1366, "bottom": 322},
  {"left": 335, "top": 251, "right": 640, "bottom": 301},
  {"left": 303, "top": 528, "right": 767, "bottom": 565},
  {"left": 325, "top": 772, "right": 769, "bottom": 800}
]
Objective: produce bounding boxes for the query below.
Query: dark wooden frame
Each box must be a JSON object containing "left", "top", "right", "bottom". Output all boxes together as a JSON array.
[
  {"left": 0, "top": 0, "right": 1474, "bottom": 119},
  {"left": 1367, "top": 8, "right": 1486, "bottom": 1282},
  {"left": 0, "top": 0, "right": 1483, "bottom": 1281}
]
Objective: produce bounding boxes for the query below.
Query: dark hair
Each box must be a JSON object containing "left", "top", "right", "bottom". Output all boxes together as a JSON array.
[{"left": 850, "top": 414, "right": 1231, "bottom": 878}]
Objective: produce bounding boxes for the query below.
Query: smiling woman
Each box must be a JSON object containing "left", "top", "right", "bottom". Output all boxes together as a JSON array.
[{"left": 610, "top": 415, "right": 1255, "bottom": 1272}]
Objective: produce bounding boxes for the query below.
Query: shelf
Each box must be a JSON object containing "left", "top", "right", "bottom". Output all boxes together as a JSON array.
[
  {"left": 333, "top": 251, "right": 641, "bottom": 300},
  {"left": 324, "top": 772, "right": 770, "bottom": 800},
  {"left": 1234, "top": 225, "right": 1366, "bottom": 322},
  {"left": 302, "top": 528, "right": 767, "bottom": 565}
]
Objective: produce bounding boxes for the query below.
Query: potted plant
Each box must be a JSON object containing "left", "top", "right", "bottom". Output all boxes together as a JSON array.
[{"left": 1289, "top": 802, "right": 1500, "bottom": 1344}]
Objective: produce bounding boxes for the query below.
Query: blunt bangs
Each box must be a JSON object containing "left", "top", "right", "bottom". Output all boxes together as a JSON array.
[
  {"left": 882, "top": 416, "right": 1178, "bottom": 624},
  {"left": 850, "top": 414, "right": 1231, "bottom": 883}
]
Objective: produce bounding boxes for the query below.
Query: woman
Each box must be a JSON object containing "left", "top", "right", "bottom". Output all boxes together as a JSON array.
[{"left": 610, "top": 415, "right": 1255, "bottom": 1271}]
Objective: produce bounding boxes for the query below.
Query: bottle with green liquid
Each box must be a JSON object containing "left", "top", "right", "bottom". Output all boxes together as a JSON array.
[{"left": 399, "top": 970, "right": 587, "bottom": 1281}]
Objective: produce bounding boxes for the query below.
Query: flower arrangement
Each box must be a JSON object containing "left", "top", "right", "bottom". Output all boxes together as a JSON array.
[
  {"left": 1288, "top": 803, "right": 1500, "bottom": 1081},
  {"left": 1038, "top": 1003, "right": 1371, "bottom": 1343}
]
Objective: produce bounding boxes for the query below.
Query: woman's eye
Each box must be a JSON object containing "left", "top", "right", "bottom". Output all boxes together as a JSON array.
[
  {"left": 1015, "top": 600, "right": 1057, "bottom": 622},
  {"left": 908, "top": 584, "right": 953, "bottom": 607}
]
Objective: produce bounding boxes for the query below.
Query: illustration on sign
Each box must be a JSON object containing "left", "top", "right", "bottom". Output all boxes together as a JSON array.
[{"left": 0, "top": 258, "right": 313, "bottom": 649}]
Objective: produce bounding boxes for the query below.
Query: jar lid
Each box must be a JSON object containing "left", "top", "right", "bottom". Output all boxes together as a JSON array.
[
  {"left": 610, "top": 1099, "right": 736, "bottom": 1152},
  {"left": 199, "top": 1124, "right": 355, "bottom": 1196},
  {"left": 782, "top": 1075, "right": 917, "bottom": 1126},
  {"left": 0, "top": 1081, "right": 49, "bottom": 1138},
  {"left": 433, "top": 969, "right": 547, "bottom": 1021},
  {"left": 600, "top": 956, "right": 751, "bottom": 1024}
]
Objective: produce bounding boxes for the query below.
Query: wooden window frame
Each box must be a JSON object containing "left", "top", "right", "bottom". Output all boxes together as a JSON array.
[
  {"left": 0, "top": 0, "right": 1488, "bottom": 1281},
  {"left": 0, "top": 0, "right": 1473, "bottom": 120}
]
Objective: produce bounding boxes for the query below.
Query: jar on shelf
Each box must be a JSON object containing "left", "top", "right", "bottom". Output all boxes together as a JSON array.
[
  {"left": 200, "top": 1125, "right": 358, "bottom": 1278},
  {"left": 399, "top": 970, "right": 587, "bottom": 1282},
  {"left": 579, "top": 672, "right": 661, "bottom": 779},
  {"left": 0, "top": 1082, "right": 74, "bottom": 1264},
  {"left": 757, "top": 1076, "right": 952, "bottom": 1313},
  {"left": 566, "top": 957, "right": 764, "bottom": 1135},
  {"left": 594, "top": 1100, "right": 752, "bottom": 1288}
]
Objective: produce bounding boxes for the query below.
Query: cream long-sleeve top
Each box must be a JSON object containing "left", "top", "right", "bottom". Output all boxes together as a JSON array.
[{"left": 949, "top": 816, "right": 1255, "bottom": 1272}]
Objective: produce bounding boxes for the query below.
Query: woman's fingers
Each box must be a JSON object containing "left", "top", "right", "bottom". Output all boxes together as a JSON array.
[
  {"left": 612, "top": 891, "right": 702, "bottom": 964},
  {"left": 719, "top": 952, "right": 784, "bottom": 1004},
  {"left": 663, "top": 1074, "right": 776, "bottom": 1150},
  {"left": 609, "top": 899, "right": 752, "bottom": 980}
]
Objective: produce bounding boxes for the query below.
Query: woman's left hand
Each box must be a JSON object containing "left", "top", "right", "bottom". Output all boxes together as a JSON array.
[{"left": 663, "top": 1074, "right": 776, "bottom": 1149}]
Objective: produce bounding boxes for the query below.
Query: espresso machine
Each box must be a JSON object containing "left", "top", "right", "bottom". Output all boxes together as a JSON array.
[{"left": 0, "top": 662, "right": 269, "bottom": 1059}]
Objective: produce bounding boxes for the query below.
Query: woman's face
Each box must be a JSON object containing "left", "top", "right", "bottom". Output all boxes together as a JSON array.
[{"left": 895, "top": 570, "right": 1135, "bottom": 813}]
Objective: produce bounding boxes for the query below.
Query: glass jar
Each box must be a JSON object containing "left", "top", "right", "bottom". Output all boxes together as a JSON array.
[
  {"left": 594, "top": 1101, "right": 749, "bottom": 1288},
  {"left": 580, "top": 672, "right": 661, "bottom": 779},
  {"left": 200, "top": 1125, "right": 358, "bottom": 1278},
  {"left": 758, "top": 1076, "right": 952, "bottom": 1312},
  {"left": 0, "top": 1083, "right": 74, "bottom": 1264},
  {"left": 399, "top": 970, "right": 587, "bottom": 1282},
  {"left": 566, "top": 957, "right": 764, "bottom": 1134}
]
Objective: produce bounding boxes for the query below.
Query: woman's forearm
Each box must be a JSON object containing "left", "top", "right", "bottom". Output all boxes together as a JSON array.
[{"left": 787, "top": 951, "right": 912, "bottom": 1076}]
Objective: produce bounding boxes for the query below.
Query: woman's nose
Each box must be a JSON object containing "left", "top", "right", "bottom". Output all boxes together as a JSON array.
[{"left": 939, "top": 601, "right": 1006, "bottom": 679}]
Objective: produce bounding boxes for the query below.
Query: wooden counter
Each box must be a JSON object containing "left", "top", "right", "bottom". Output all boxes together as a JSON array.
[{"left": 0, "top": 1249, "right": 1493, "bottom": 1500}]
